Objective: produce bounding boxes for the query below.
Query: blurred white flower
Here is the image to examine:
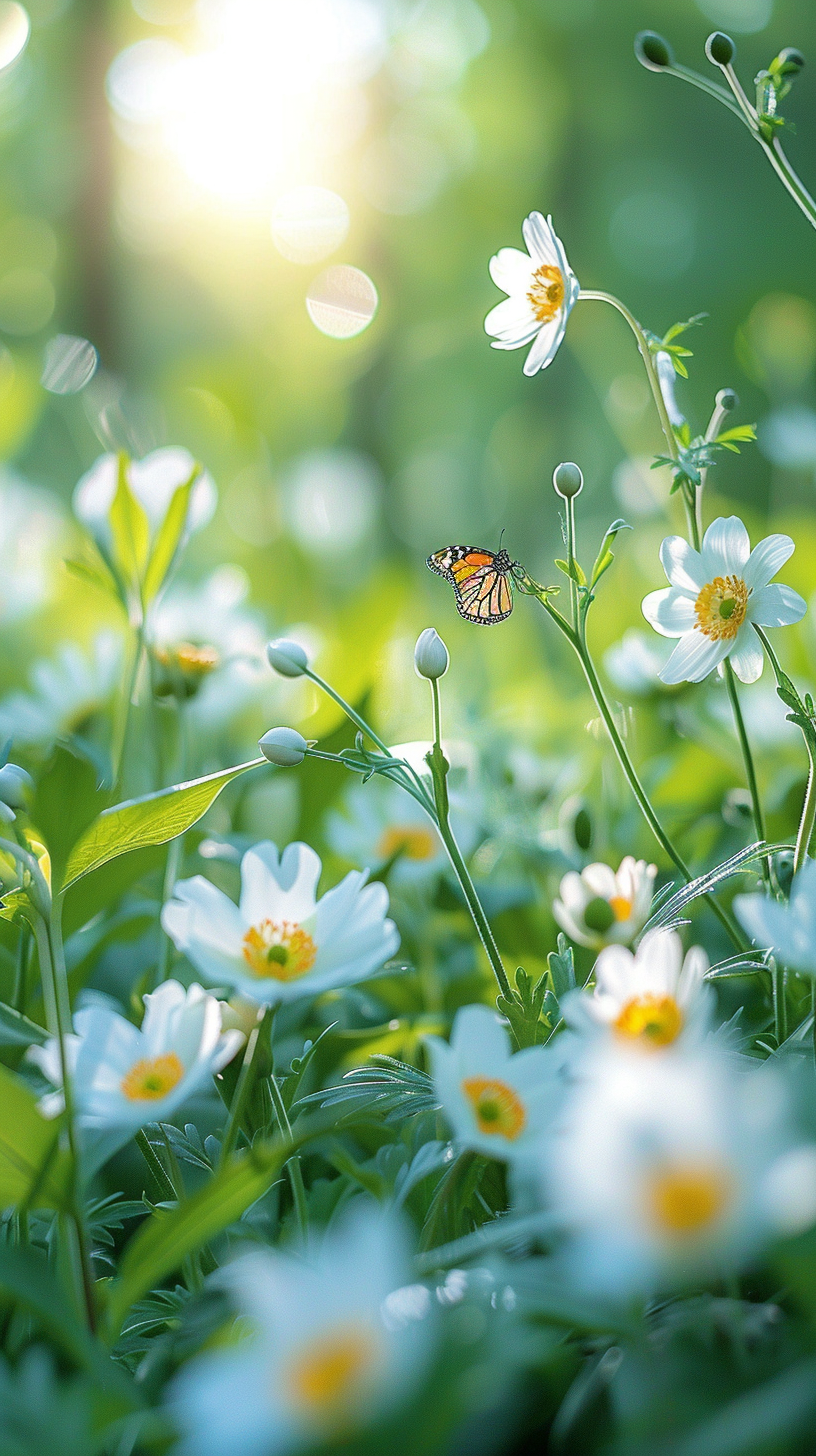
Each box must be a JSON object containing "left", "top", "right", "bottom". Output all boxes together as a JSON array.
[
  {"left": 603, "top": 629, "right": 671, "bottom": 697},
  {"left": 642, "top": 516, "right": 806, "bottom": 685},
  {"left": 553, "top": 856, "right": 657, "bottom": 950},
  {"left": 170, "top": 1206, "right": 434, "bottom": 1456},
  {"left": 326, "top": 774, "right": 480, "bottom": 890},
  {"left": 734, "top": 859, "right": 816, "bottom": 977},
  {"left": 29, "top": 980, "right": 241, "bottom": 1137},
  {"left": 73, "top": 446, "right": 216, "bottom": 551},
  {"left": 162, "top": 840, "right": 399, "bottom": 1005},
  {"left": 426, "top": 1003, "right": 559, "bottom": 1162},
  {"left": 542, "top": 1043, "right": 816, "bottom": 1295},
  {"left": 150, "top": 565, "right": 268, "bottom": 726},
  {"left": 0, "top": 470, "right": 64, "bottom": 625},
  {"left": 563, "top": 929, "right": 712, "bottom": 1051},
  {"left": 0, "top": 631, "right": 123, "bottom": 748},
  {"left": 484, "top": 211, "right": 580, "bottom": 377}
]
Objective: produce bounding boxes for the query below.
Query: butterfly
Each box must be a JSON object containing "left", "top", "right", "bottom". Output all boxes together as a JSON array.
[{"left": 426, "top": 543, "right": 523, "bottom": 624}]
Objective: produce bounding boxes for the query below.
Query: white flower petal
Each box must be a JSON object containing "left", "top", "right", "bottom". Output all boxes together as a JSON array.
[
  {"left": 523, "top": 317, "right": 566, "bottom": 376},
  {"left": 660, "top": 630, "right": 729, "bottom": 685},
  {"left": 239, "top": 841, "right": 320, "bottom": 926},
  {"left": 484, "top": 296, "right": 539, "bottom": 344},
  {"left": 701, "top": 516, "right": 751, "bottom": 578},
  {"left": 642, "top": 587, "right": 697, "bottom": 638},
  {"left": 521, "top": 211, "right": 559, "bottom": 266},
  {"left": 750, "top": 582, "right": 807, "bottom": 629},
  {"left": 659, "top": 536, "right": 706, "bottom": 594},
  {"left": 743, "top": 534, "right": 795, "bottom": 591},
  {"left": 488, "top": 246, "right": 535, "bottom": 295},
  {"left": 728, "top": 620, "right": 764, "bottom": 683}
]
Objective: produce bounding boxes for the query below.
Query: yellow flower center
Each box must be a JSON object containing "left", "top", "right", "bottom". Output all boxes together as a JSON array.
[
  {"left": 287, "top": 1324, "right": 379, "bottom": 1419},
  {"left": 527, "top": 263, "right": 565, "bottom": 324},
  {"left": 694, "top": 575, "right": 749, "bottom": 641},
  {"left": 462, "top": 1076, "right": 526, "bottom": 1140},
  {"left": 120, "top": 1051, "right": 184, "bottom": 1101},
  {"left": 377, "top": 825, "right": 437, "bottom": 863},
  {"left": 647, "top": 1164, "right": 732, "bottom": 1236},
  {"left": 156, "top": 641, "right": 220, "bottom": 677},
  {"left": 614, "top": 994, "right": 684, "bottom": 1048},
  {"left": 242, "top": 919, "right": 318, "bottom": 981},
  {"left": 608, "top": 895, "right": 634, "bottom": 922}
]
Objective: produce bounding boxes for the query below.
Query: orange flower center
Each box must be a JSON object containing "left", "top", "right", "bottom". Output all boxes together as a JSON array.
[
  {"left": 647, "top": 1164, "right": 732, "bottom": 1236},
  {"left": 694, "top": 575, "right": 748, "bottom": 641},
  {"left": 156, "top": 641, "right": 220, "bottom": 677},
  {"left": 462, "top": 1076, "right": 526, "bottom": 1140},
  {"left": 527, "top": 263, "right": 565, "bottom": 324},
  {"left": 608, "top": 895, "right": 634, "bottom": 922},
  {"left": 287, "top": 1324, "right": 379, "bottom": 1419},
  {"left": 120, "top": 1052, "right": 184, "bottom": 1101},
  {"left": 614, "top": 994, "right": 684, "bottom": 1048},
  {"left": 377, "top": 825, "right": 437, "bottom": 863},
  {"left": 242, "top": 919, "right": 317, "bottom": 981}
]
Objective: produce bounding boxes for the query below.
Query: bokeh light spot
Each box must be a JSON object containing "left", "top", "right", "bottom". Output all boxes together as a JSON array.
[
  {"left": 283, "top": 447, "right": 380, "bottom": 553},
  {"left": 41, "top": 334, "right": 98, "bottom": 394},
  {"left": 0, "top": 2, "right": 30, "bottom": 71},
  {"left": 271, "top": 187, "right": 350, "bottom": 264},
  {"left": 695, "top": 0, "right": 773, "bottom": 35},
  {"left": 306, "top": 264, "right": 378, "bottom": 338}
]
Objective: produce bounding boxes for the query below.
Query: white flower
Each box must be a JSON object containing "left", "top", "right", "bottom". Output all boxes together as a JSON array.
[
  {"left": 29, "top": 980, "right": 241, "bottom": 1133},
  {"left": 73, "top": 447, "right": 216, "bottom": 551},
  {"left": 541, "top": 1043, "right": 816, "bottom": 1295},
  {"left": 484, "top": 212, "right": 580, "bottom": 377},
  {"left": 642, "top": 516, "right": 806, "bottom": 685},
  {"left": 0, "top": 469, "right": 64, "bottom": 625},
  {"left": 169, "top": 1206, "right": 434, "bottom": 1456},
  {"left": 162, "top": 841, "right": 400, "bottom": 1005},
  {"left": 426, "top": 1004, "right": 559, "bottom": 1161},
  {"left": 150, "top": 565, "right": 268, "bottom": 726},
  {"left": 603, "top": 629, "right": 672, "bottom": 697},
  {"left": 0, "top": 631, "right": 123, "bottom": 748},
  {"left": 563, "top": 929, "right": 712, "bottom": 1051},
  {"left": 553, "top": 855, "right": 657, "bottom": 950},
  {"left": 734, "top": 858, "right": 816, "bottom": 977}
]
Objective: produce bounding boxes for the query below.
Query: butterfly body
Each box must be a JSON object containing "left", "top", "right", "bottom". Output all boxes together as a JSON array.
[{"left": 427, "top": 544, "right": 521, "bottom": 624}]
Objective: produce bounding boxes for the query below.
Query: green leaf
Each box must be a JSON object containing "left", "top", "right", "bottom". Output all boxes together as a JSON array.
[
  {"left": 497, "top": 966, "right": 549, "bottom": 1048},
  {"left": 108, "top": 452, "right": 151, "bottom": 598},
  {"left": 141, "top": 464, "right": 201, "bottom": 605},
  {"left": 0, "top": 1063, "right": 70, "bottom": 1210},
  {"left": 661, "top": 312, "right": 707, "bottom": 346},
  {"left": 63, "top": 556, "right": 120, "bottom": 599},
  {"left": 547, "top": 934, "right": 576, "bottom": 999},
  {"left": 0, "top": 1000, "right": 47, "bottom": 1047},
  {"left": 32, "top": 745, "right": 111, "bottom": 889},
  {"left": 63, "top": 758, "right": 265, "bottom": 889},
  {"left": 554, "top": 558, "right": 587, "bottom": 587},
  {"left": 589, "top": 519, "right": 631, "bottom": 590},
  {"left": 0, "top": 1244, "right": 130, "bottom": 1390}
]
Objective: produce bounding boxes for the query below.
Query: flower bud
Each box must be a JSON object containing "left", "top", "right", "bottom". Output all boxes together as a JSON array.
[
  {"left": 777, "top": 47, "right": 805, "bottom": 77},
  {"left": 716, "top": 387, "right": 738, "bottom": 412},
  {"left": 0, "top": 763, "right": 33, "bottom": 810},
  {"left": 218, "top": 995, "right": 261, "bottom": 1040},
  {"left": 414, "top": 628, "right": 449, "bottom": 681},
  {"left": 553, "top": 461, "right": 584, "bottom": 500},
  {"left": 706, "top": 32, "right": 735, "bottom": 66},
  {"left": 634, "top": 31, "right": 674, "bottom": 72},
  {"left": 266, "top": 638, "right": 309, "bottom": 678},
  {"left": 259, "top": 727, "right": 308, "bottom": 766}
]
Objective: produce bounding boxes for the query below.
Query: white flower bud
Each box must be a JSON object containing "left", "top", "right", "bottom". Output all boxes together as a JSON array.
[
  {"left": 0, "top": 763, "right": 33, "bottom": 809},
  {"left": 259, "top": 727, "right": 309, "bottom": 766},
  {"left": 655, "top": 351, "right": 685, "bottom": 428},
  {"left": 266, "top": 639, "right": 309, "bottom": 678},
  {"left": 552, "top": 462, "right": 583, "bottom": 499},
  {"left": 414, "top": 628, "right": 449, "bottom": 680}
]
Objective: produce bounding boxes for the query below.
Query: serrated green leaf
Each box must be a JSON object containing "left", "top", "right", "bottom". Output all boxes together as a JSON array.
[{"left": 63, "top": 758, "right": 265, "bottom": 889}]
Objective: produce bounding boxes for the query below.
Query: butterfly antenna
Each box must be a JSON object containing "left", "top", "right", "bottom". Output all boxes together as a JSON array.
[{"left": 498, "top": 527, "right": 506, "bottom": 550}]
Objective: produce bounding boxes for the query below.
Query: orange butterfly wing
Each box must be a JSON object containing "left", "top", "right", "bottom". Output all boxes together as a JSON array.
[{"left": 426, "top": 546, "right": 515, "bottom": 624}]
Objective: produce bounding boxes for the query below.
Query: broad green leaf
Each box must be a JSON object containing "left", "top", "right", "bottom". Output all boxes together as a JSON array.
[
  {"left": 109, "top": 452, "right": 150, "bottom": 596},
  {"left": 63, "top": 555, "right": 120, "bottom": 599},
  {"left": 0, "top": 1063, "right": 69, "bottom": 1210},
  {"left": 0, "top": 1000, "right": 47, "bottom": 1047},
  {"left": 589, "top": 519, "right": 631, "bottom": 589},
  {"left": 33, "top": 745, "right": 111, "bottom": 888},
  {"left": 141, "top": 464, "right": 201, "bottom": 604},
  {"left": 63, "top": 758, "right": 264, "bottom": 889}
]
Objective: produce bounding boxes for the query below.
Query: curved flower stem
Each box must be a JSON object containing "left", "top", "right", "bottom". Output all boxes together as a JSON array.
[
  {"left": 795, "top": 752, "right": 816, "bottom": 875},
  {"left": 522, "top": 582, "right": 745, "bottom": 948},
  {"left": 753, "top": 624, "right": 816, "bottom": 874},
  {"left": 723, "top": 661, "right": 770, "bottom": 886}
]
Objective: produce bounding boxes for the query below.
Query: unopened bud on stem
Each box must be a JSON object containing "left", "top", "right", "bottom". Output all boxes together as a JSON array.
[
  {"left": 259, "top": 727, "right": 308, "bottom": 766},
  {"left": 553, "top": 461, "right": 584, "bottom": 500},
  {"left": 414, "top": 627, "right": 449, "bottom": 680},
  {"left": 0, "top": 763, "right": 33, "bottom": 810},
  {"left": 706, "top": 31, "right": 735, "bottom": 67},
  {"left": 776, "top": 47, "right": 805, "bottom": 77},
  {"left": 266, "top": 639, "right": 309, "bottom": 678},
  {"left": 634, "top": 31, "right": 674, "bottom": 72},
  {"left": 716, "top": 387, "right": 738, "bottom": 412}
]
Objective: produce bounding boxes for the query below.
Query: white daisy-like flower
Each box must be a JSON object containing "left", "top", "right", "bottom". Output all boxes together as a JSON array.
[
  {"left": 553, "top": 856, "right": 657, "bottom": 951},
  {"left": 28, "top": 980, "right": 241, "bottom": 1133},
  {"left": 325, "top": 774, "right": 481, "bottom": 891},
  {"left": 484, "top": 211, "right": 580, "bottom": 377},
  {"left": 734, "top": 858, "right": 816, "bottom": 977},
  {"left": 540, "top": 1043, "right": 816, "bottom": 1296},
  {"left": 0, "top": 631, "right": 123, "bottom": 749},
  {"left": 162, "top": 841, "right": 400, "bottom": 1005},
  {"left": 169, "top": 1206, "right": 435, "bottom": 1456},
  {"left": 150, "top": 565, "right": 268, "bottom": 727},
  {"left": 426, "top": 1004, "right": 560, "bottom": 1162},
  {"left": 642, "top": 516, "right": 807, "bottom": 685},
  {"left": 73, "top": 447, "right": 216, "bottom": 555},
  {"left": 0, "top": 469, "right": 64, "bottom": 625},
  {"left": 563, "top": 929, "right": 712, "bottom": 1051}
]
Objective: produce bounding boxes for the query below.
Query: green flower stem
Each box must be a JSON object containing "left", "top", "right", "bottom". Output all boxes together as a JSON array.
[
  {"left": 303, "top": 667, "right": 392, "bottom": 756},
  {"left": 218, "top": 1007, "right": 271, "bottom": 1166},
  {"left": 753, "top": 624, "right": 816, "bottom": 874},
  {"left": 566, "top": 494, "right": 579, "bottom": 629},
  {"left": 429, "top": 678, "right": 511, "bottom": 998},
  {"left": 266, "top": 1043, "right": 309, "bottom": 1244},
  {"left": 524, "top": 582, "right": 744, "bottom": 948},
  {"left": 112, "top": 623, "right": 146, "bottom": 789},
  {"left": 723, "top": 661, "right": 770, "bottom": 886}
]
